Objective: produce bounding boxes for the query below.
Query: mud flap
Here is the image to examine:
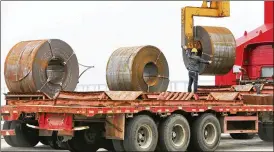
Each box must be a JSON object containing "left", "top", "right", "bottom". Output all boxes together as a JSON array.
[{"left": 105, "top": 114, "right": 125, "bottom": 140}]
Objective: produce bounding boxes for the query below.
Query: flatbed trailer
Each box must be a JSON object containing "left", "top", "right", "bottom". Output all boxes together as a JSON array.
[{"left": 1, "top": 88, "right": 273, "bottom": 152}]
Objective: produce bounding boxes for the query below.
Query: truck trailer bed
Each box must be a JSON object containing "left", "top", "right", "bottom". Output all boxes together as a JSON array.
[
  {"left": 1, "top": 91, "right": 273, "bottom": 115},
  {"left": 1, "top": 90, "right": 273, "bottom": 152}
]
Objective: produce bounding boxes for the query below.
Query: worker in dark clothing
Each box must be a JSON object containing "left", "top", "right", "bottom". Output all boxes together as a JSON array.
[{"left": 183, "top": 46, "right": 212, "bottom": 98}]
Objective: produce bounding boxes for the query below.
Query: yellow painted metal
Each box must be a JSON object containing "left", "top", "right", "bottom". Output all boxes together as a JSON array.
[
  {"left": 181, "top": 1, "right": 230, "bottom": 49},
  {"left": 191, "top": 48, "right": 198, "bottom": 53}
]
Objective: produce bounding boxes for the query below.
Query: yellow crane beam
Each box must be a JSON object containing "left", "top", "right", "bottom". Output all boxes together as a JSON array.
[{"left": 181, "top": 1, "right": 230, "bottom": 49}]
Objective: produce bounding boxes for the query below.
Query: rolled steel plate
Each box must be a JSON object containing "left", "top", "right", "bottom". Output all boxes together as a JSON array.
[
  {"left": 106, "top": 45, "right": 169, "bottom": 92},
  {"left": 183, "top": 26, "right": 236, "bottom": 75},
  {"left": 4, "top": 39, "right": 79, "bottom": 97}
]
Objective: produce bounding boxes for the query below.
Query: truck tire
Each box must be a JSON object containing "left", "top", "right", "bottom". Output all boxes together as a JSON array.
[
  {"left": 3, "top": 121, "right": 16, "bottom": 147},
  {"left": 230, "top": 133, "right": 255, "bottom": 139},
  {"left": 258, "top": 122, "right": 273, "bottom": 142},
  {"left": 100, "top": 139, "right": 114, "bottom": 151},
  {"left": 10, "top": 121, "right": 39, "bottom": 147},
  {"left": 39, "top": 136, "right": 49, "bottom": 145},
  {"left": 47, "top": 132, "right": 67, "bottom": 150},
  {"left": 67, "top": 129, "right": 99, "bottom": 152},
  {"left": 112, "top": 140, "right": 125, "bottom": 151},
  {"left": 188, "top": 113, "right": 221, "bottom": 152},
  {"left": 158, "top": 114, "right": 190, "bottom": 151},
  {"left": 123, "top": 115, "right": 158, "bottom": 151}
]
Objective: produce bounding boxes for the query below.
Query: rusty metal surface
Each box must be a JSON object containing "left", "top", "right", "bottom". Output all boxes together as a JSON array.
[
  {"left": 3, "top": 91, "right": 247, "bottom": 108},
  {"left": 157, "top": 92, "right": 194, "bottom": 100},
  {"left": 222, "top": 116, "right": 258, "bottom": 134},
  {"left": 242, "top": 94, "right": 273, "bottom": 105},
  {"left": 198, "top": 85, "right": 232, "bottom": 92},
  {"left": 106, "top": 45, "right": 169, "bottom": 92},
  {"left": 262, "top": 85, "right": 274, "bottom": 90},
  {"left": 5, "top": 98, "right": 244, "bottom": 108},
  {"left": 183, "top": 26, "right": 236, "bottom": 75},
  {"left": 105, "top": 91, "right": 143, "bottom": 100},
  {"left": 4, "top": 88, "right": 270, "bottom": 106},
  {"left": 7, "top": 100, "right": 54, "bottom": 106},
  {"left": 57, "top": 91, "right": 108, "bottom": 100},
  {"left": 4, "top": 39, "right": 79, "bottom": 97},
  {"left": 105, "top": 114, "right": 125, "bottom": 140},
  {"left": 1, "top": 130, "right": 16, "bottom": 136},
  {"left": 2, "top": 103, "right": 273, "bottom": 122},
  {"left": 5, "top": 92, "right": 49, "bottom": 100},
  {"left": 232, "top": 84, "right": 254, "bottom": 91},
  {"left": 2, "top": 90, "right": 273, "bottom": 121},
  {"left": 208, "top": 92, "right": 239, "bottom": 100}
]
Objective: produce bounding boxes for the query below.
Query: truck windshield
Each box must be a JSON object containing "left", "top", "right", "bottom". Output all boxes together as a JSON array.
[{"left": 261, "top": 67, "right": 274, "bottom": 78}]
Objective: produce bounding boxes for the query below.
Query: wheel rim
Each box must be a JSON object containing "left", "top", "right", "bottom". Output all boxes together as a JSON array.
[
  {"left": 171, "top": 124, "right": 186, "bottom": 147},
  {"left": 136, "top": 124, "right": 153, "bottom": 149},
  {"left": 57, "top": 136, "right": 63, "bottom": 142},
  {"left": 203, "top": 122, "right": 217, "bottom": 145},
  {"left": 84, "top": 130, "right": 96, "bottom": 144},
  {"left": 56, "top": 136, "right": 65, "bottom": 148}
]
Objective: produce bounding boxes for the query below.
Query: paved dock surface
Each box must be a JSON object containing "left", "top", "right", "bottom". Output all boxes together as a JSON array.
[{"left": 1, "top": 134, "right": 273, "bottom": 151}]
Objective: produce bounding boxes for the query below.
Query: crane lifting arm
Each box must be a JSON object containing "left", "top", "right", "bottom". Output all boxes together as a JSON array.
[{"left": 181, "top": 1, "right": 230, "bottom": 49}]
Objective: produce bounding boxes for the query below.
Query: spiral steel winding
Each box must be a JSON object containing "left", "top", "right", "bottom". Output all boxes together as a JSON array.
[
  {"left": 4, "top": 39, "right": 79, "bottom": 97},
  {"left": 182, "top": 26, "right": 236, "bottom": 75},
  {"left": 106, "top": 45, "right": 169, "bottom": 92}
]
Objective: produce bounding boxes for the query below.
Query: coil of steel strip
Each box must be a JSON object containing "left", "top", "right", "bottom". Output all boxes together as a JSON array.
[
  {"left": 106, "top": 45, "right": 169, "bottom": 92},
  {"left": 182, "top": 26, "right": 236, "bottom": 75},
  {"left": 4, "top": 39, "right": 79, "bottom": 97}
]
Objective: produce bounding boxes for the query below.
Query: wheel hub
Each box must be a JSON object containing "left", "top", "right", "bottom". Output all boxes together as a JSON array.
[
  {"left": 172, "top": 131, "right": 177, "bottom": 138},
  {"left": 171, "top": 124, "right": 186, "bottom": 147},
  {"left": 203, "top": 123, "right": 217, "bottom": 145},
  {"left": 137, "top": 125, "right": 153, "bottom": 149},
  {"left": 84, "top": 130, "right": 96, "bottom": 144}
]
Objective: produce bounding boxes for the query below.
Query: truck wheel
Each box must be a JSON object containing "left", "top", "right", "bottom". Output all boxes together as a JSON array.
[
  {"left": 112, "top": 140, "right": 125, "bottom": 151},
  {"left": 230, "top": 133, "right": 255, "bottom": 139},
  {"left": 56, "top": 136, "right": 69, "bottom": 149},
  {"left": 100, "top": 139, "right": 114, "bottom": 151},
  {"left": 24, "top": 121, "right": 40, "bottom": 147},
  {"left": 3, "top": 121, "right": 16, "bottom": 147},
  {"left": 158, "top": 114, "right": 190, "bottom": 151},
  {"left": 188, "top": 113, "right": 221, "bottom": 152},
  {"left": 258, "top": 122, "right": 273, "bottom": 142},
  {"left": 47, "top": 132, "right": 67, "bottom": 149},
  {"left": 10, "top": 120, "right": 39, "bottom": 147},
  {"left": 39, "top": 136, "right": 49, "bottom": 145},
  {"left": 67, "top": 129, "right": 99, "bottom": 152},
  {"left": 123, "top": 115, "right": 158, "bottom": 151}
]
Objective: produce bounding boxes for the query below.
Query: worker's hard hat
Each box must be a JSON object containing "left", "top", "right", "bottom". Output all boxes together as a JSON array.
[{"left": 191, "top": 48, "right": 198, "bottom": 53}]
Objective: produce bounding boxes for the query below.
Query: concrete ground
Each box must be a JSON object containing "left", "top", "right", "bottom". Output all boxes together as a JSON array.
[{"left": 0, "top": 134, "right": 273, "bottom": 152}]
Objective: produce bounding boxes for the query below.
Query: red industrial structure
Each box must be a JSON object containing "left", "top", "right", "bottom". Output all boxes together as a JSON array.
[{"left": 216, "top": 1, "right": 273, "bottom": 85}]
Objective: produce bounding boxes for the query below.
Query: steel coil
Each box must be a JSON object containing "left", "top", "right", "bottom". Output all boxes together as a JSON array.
[
  {"left": 4, "top": 39, "right": 79, "bottom": 97},
  {"left": 106, "top": 45, "right": 169, "bottom": 92},
  {"left": 183, "top": 26, "right": 236, "bottom": 75}
]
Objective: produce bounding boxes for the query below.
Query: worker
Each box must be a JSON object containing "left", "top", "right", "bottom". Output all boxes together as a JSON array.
[{"left": 183, "top": 46, "right": 212, "bottom": 98}]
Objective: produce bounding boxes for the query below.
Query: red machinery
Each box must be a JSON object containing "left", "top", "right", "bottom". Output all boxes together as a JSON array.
[{"left": 216, "top": 1, "right": 274, "bottom": 86}]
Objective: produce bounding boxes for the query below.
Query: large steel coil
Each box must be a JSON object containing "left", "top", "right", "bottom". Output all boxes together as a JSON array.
[
  {"left": 4, "top": 39, "right": 79, "bottom": 97},
  {"left": 106, "top": 45, "right": 169, "bottom": 92},
  {"left": 183, "top": 26, "right": 236, "bottom": 75}
]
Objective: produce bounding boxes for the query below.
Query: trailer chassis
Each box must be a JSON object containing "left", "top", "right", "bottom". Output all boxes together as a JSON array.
[{"left": 1, "top": 90, "right": 273, "bottom": 152}]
